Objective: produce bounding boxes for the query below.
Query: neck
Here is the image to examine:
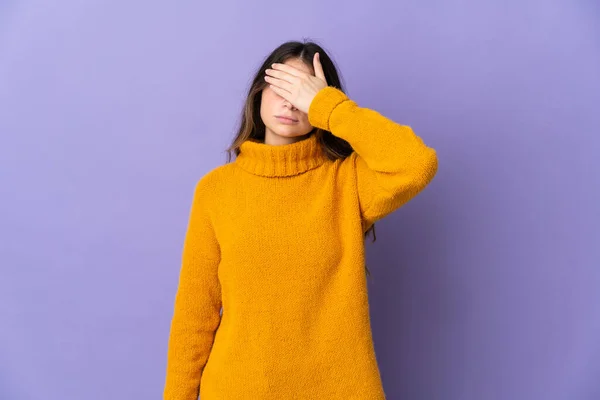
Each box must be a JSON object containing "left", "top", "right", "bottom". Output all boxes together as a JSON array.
[
  {"left": 264, "top": 131, "right": 311, "bottom": 146},
  {"left": 235, "top": 133, "right": 328, "bottom": 177}
]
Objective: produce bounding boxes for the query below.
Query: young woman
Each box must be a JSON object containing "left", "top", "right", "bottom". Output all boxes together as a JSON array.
[{"left": 163, "top": 40, "right": 438, "bottom": 399}]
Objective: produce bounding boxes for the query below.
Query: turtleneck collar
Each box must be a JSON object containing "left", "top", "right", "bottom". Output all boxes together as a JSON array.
[{"left": 234, "top": 133, "right": 329, "bottom": 177}]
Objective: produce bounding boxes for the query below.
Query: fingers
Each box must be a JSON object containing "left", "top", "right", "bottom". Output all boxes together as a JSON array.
[
  {"left": 270, "top": 55, "right": 327, "bottom": 85},
  {"left": 313, "top": 53, "right": 326, "bottom": 82},
  {"left": 270, "top": 63, "right": 303, "bottom": 78},
  {"left": 264, "top": 75, "right": 292, "bottom": 94},
  {"left": 265, "top": 68, "right": 295, "bottom": 85},
  {"left": 269, "top": 84, "right": 291, "bottom": 99}
]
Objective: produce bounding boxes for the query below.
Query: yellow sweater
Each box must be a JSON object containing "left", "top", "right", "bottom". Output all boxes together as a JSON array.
[{"left": 163, "top": 86, "right": 438, "bottom": 399}]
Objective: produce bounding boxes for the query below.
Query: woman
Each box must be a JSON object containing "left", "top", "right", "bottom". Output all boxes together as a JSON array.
[{"left": 163, "top": 40, "right": 438, "bottom": 399}]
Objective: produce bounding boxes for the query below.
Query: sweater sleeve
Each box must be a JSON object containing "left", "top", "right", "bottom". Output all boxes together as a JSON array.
[
  {"left": 308, "top": 86, "right": 438, "bottom": 232},
  {"left": 163, "top": 176, "right": 222, "bottom": 400}
]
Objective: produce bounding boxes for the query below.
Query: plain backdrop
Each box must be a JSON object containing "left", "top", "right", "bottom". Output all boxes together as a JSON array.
[{"left": 1, "top": 0, "right": 599, "bottom": 399}]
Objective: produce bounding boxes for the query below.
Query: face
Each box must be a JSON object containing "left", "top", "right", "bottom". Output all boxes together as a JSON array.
[{"left": 260, "top": 58, "right": 315, "bottom": 145}]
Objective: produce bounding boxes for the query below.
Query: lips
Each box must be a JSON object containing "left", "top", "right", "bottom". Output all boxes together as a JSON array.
[{"left": 275, "top": 115, "right": 298, "bottom": 122}]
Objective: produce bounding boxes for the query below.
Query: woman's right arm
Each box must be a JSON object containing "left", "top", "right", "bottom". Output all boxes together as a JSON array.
[{"left": 163, "top": 176, "right": 222, "bottom": 400}]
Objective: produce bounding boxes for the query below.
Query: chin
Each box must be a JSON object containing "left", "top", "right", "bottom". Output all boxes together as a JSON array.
[{"left": 275, "top": 130, "right": 308, "bottom": 138}]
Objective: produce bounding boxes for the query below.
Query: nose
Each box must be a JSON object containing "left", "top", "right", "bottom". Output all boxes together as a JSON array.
[{"left": 283, "top": 99, "right": 296, "bottom": 111}]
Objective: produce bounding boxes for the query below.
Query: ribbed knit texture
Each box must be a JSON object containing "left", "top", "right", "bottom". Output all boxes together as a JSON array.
[{"left": 163, "top": 86, "right": 438, "bottom": 399}]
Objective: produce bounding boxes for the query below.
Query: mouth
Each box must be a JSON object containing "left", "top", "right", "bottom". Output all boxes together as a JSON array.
[{"left": 275, "top": 115, "right": 298, "bottom": 122}]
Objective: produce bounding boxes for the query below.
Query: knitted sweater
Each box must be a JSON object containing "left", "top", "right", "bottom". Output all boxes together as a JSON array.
[{"left": 163, "top": 86, "right": 438, "bottom": 399}]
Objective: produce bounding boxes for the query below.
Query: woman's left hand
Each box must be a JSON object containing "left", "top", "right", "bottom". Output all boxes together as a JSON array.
[{"left": 264, "top": 52, "right": 328, "bottom": 114}]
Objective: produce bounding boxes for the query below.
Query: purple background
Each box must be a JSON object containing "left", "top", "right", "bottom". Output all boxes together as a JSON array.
[{"left": 1, "top": 1, "right": 599, "bottom": 399}]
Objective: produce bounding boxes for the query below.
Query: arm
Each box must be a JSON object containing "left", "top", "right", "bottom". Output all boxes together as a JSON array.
[
  {"left": 163, "top": 177, "right": 222, "bottom": 400},
  {"left": 308, "top": 86, "right": 438, "bottom": 232}
]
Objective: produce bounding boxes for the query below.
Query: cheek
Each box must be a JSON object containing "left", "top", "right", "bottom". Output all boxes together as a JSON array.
[
  {"left": 261, "top": 89, "right": 277, "bottom": 110},
  {"left": 299, "top": 111, "right": 311, "bottom": 123}
]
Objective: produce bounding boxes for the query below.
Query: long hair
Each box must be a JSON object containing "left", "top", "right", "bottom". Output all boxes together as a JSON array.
[{"left": 224, "top": 39, "right": 377, "bottom": 277}]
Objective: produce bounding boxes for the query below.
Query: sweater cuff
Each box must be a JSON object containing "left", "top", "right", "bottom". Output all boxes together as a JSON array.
[{"left": 307, "top": 86, "right": 350, "bottom": 131}]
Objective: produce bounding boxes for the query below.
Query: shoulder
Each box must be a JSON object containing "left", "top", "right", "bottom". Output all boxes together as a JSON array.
[
  {"left": 196, "top": 162, "right": 230, "bottom": 187},
  {"left": 192, "top": 162, "right": 234, "bottom": 203},
  {"left": 336, "top": 151, "right": 360, "bottom": 174}
]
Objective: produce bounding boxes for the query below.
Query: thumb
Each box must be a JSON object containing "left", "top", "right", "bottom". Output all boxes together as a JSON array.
[{"left": 313, "top": 52, "right": 327, "bottom": 83}]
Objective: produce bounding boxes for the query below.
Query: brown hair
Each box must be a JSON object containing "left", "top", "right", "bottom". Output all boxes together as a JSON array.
[{"left": 224, "top": 39, "right": 377, "bottom": 277}]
